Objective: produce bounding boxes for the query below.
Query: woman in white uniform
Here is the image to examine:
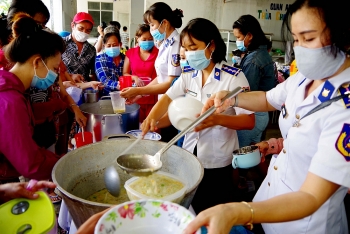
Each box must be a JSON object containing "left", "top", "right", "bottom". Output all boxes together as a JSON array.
[
  {"left": 184, "top": 0, "right": 350, "bottom": 234},
  {"left": 120, "top": 2, "right": 183, "bottom": 142},
  {"left": 141, "top": 18, "right": 255, "bottom": 214}
]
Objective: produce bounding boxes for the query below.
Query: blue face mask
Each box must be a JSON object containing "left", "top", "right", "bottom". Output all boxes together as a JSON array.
[
  {"left": 139, "top": 40, "right": 154, "bottom": 51},
  {"left": 236, "top": 35, "right": 247, "bottom": 51},
  {"left": 150, "top": 21, "right": 166, "bottom": 41},
  {"left": 180, "top": 59, "right": 189, "bottom": 69},
  {"left": 185, "top": 43, "right": 212, "bottom": 70},
  {"left": 231, "top": 56, "right": 236, "bottom": 64},
  {"left": 31, "top": 59, "right": 57, "bottom": 90},
  {"left": 105, "top": 46, "right": 120, "bottom": 57}
]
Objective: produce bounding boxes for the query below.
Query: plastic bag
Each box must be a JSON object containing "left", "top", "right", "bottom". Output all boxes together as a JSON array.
[{"left": 66, "top": 87, "right": 82, "bottom": 104}]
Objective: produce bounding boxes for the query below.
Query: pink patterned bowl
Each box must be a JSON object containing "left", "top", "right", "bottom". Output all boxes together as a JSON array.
[{"left": 94, "top": 199, "right": 201, "bottom": 234}]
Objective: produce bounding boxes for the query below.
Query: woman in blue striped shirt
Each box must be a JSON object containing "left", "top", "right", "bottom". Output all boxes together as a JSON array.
[{"left": 95, "top": 26, "right": 124, "bottom": 96}]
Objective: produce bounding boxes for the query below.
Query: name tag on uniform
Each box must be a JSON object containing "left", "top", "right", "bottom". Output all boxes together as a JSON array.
[
  {"left": 186, "top": 89, "right": 197, "bottom": 97},
  {"left": 281, "top": 104, "right": 288, "bottom": 119}
]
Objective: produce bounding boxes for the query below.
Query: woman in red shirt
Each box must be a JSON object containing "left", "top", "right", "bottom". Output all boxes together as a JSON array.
[{"left": 123, "top": 24, "right": 159, "bottom": 122}]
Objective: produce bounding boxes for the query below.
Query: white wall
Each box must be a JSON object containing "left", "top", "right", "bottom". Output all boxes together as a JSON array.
[
  {"left": 130, "top": 0, "right": 145, "bottom": 45},
  {"left": 62, "top": 0, "right": 77, "bottom": 32},
  {"left": 42, "top": 0, "right": 76, "bottom": 33},
  {"left": 145, "top": 0, "right": 294, "bottom": 49},
  {"left": 77, "top": 0, "right": 130, "bottom": 26},
  {"left": 71, "top": 0, "right": 293, "bottom": 51}
]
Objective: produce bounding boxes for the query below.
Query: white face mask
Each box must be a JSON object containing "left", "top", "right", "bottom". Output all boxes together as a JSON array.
[
  {"left": 294, "top": 45, "right": 346, "bottom": 80},
  {"left": 74, "top": 29, "right": 89, "bottom": 42}
]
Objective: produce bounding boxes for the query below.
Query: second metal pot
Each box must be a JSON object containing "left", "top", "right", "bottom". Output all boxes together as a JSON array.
[
  {"left": 83, "top": 89, "right": 100, "bottom": 103},
  {"left": 79, "top": 98, "right": 140, "bottom": 142}
]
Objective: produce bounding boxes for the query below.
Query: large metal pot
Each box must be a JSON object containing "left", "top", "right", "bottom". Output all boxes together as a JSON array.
[
  {"left": 80, "top": 98, "right": 139, "bottom": 142},
  {"left": 52, "top": 135, "right": 204, "bottom": 227}
]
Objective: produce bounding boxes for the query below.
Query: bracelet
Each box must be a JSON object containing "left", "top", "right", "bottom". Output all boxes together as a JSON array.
[
  {"left": 70, "top": 103, "right": 78, "bottom": 107},
  {"left": 241, "top": 201, "right": 254, "bottom": 230},
  {"left": 233, "top": 95, "right": 239, "bottom": 107}
]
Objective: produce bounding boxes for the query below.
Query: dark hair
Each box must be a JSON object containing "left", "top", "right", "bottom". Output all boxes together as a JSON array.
[
  {"left": 103, "top": 32, "right": 121, "bottom": 45},
  {"left": 109, "top": 21, "right": 121, "bottom": 30},
  {"left": 0, "top": 14, "right": 11, "bottom": 47},
  {"left": 5, "top": 13, "right": 65, "bottom": 64},
  {"left": 232, "top": 15, "right": 270, "bottom": 51},
  {"left": 282, "top": 0, "right": 350, "bottom": 55},
  {"left": 123, "top": 26, "right": 127, "bottom": 31},
  {"left": 180, "top": 18, "right": 227, "bottom": 64},
  {"left": 100, "top": 21, "right": 107, "bottom": 29},
  {"left": 143, "top": 2, "right": 183, "bottom": 28},
  {"left": 7, "top": 0, "right": 50, "bottom": 28},
  {"left": 135, "top": 24, "right": 150, "bottom": 38}
]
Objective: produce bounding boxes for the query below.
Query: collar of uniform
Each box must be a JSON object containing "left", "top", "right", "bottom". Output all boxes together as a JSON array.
[
  {"left": 316, "top": 67, "right": 350, "bottom": 102},
  {"left": 297, "top": 67, "right": 350, "bottom": 105},
  {"left": 213, "top": 62, "right": 231, "bottom": 81},
  {"left": 164, "top": 29, "right": 179, "bottom": 48},
  {"left": 194, "top": 62, "right": 223, "bottom": 82},
  {"left": 327, "top": 66, "right": 350, "bottom": 91}
]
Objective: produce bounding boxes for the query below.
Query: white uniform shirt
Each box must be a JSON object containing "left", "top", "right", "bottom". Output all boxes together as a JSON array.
[
  {"left": 154, "top": 30, "right": 182, "bottom": 99},
  {"left": 254, "top": 69, "right": 350, "bottom": 234},
  {"left": 166, "top": 62, "right": 252, "bottom": 168}
]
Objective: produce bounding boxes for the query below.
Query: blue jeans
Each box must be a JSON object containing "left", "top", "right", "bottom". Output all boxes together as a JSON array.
[{"left": 237, "top": 112, "right": 269, "bottom": 147}]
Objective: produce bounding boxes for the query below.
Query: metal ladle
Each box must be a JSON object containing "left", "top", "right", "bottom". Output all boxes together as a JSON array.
[
  {"left": 104, "top": 136, "right": 142, "bottom": 196},
  {"left": 116, "top": 86, "right": 242, "bottom": 177}
]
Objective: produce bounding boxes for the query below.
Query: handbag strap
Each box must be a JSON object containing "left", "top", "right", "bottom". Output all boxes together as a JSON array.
[{"left": 300, "top": 94, "right": 346, "bottom": 121}]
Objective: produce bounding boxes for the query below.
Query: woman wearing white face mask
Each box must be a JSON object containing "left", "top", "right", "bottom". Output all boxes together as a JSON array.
[
  {"left": 62, "top": 12, "right": 96, "bottom": 82},
  {"left": 184, "top": 0, "right": 350, "bottom": 233},
  {"left": 141, "top": 18, "right": 255, "bottom": 214},
  {"left": 95, "top": 27, "right": 125, "bottom": 96}
]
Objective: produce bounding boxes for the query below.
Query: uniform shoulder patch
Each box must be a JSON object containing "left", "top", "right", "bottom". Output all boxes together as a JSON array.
[
  {"left": 182, "top": 65, "right": 194, "bottom": 73},
  {"left": 339, "top": 83, "right": 350, "bottom": 109},
  {"left": 335, "top": 123, "right": 350, "bottom": 160},
  {"left": 171, "top": 54, "right": 180, "bottom": 67},
  {"left": 221, "top": 64, "right": 241, "bottom": 76}
]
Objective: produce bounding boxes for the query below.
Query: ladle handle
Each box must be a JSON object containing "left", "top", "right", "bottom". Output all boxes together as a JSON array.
[{"left": 158, "top": 86, "right": 243, "bottom": 155}]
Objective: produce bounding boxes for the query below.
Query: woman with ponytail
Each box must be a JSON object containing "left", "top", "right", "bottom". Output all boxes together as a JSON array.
[
  {"left": 0, "top": 13, "right": 64, "bottom": 183},
  {"left": 121, "top": 2, "right": 184, "bottom": 142}
]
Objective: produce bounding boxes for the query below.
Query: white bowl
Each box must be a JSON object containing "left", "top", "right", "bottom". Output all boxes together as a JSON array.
[
  {"left": 94, "top": 199, "right": 201, "bottom": 234},
  {"left": 124, "top": 171, "right": 187, "bottom": 204},
  {"left": 126, "top": 130, "right": 161, "bottom": 141},
  {"left": 168, "top": 97, "right": 204, "bottom": 131}
]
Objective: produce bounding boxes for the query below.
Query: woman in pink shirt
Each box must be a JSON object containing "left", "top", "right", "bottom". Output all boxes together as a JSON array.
[
  {"left": 0, "top": 14, "right": 65, "bottom": 183},
  {"left": 123, "top": 24, "right": 159, "bottom": 122}
]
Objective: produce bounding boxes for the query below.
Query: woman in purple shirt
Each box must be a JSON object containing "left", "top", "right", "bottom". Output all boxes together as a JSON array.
[{"left": 0, "top": 13, "right": 65, "bottom": 183}]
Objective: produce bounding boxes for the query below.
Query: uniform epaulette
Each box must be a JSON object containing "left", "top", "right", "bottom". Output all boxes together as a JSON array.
[
  {"left": 221, "top": 64, "right": 241, "bottom": 76},
  {"left": 182, "top": 66, "right": 195, "bottom": 73},
  {"left": 339, "top": 82, "right": 350, "bottom": 109}
]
